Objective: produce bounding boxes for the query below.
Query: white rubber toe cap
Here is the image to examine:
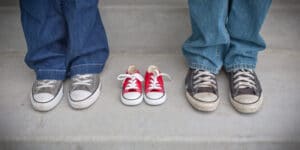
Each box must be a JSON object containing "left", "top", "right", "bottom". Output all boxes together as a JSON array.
[
  {"left": 146, "top": 92, "right": 164, "bottom": 99},
  {"left": 33, "top": 93, "right": 54, "bottom": 102},
  {"left": 70, "top": 90, "right": 92, "bottom": 101},
  {"left": 123, "top": 92, "right": 142, "bottom": 100},
  {"left": 194, "top": 92, "right": 218, "bottom": 102},
  {"left": 234, "top": 94, "right": 259, "bottom": 104}
]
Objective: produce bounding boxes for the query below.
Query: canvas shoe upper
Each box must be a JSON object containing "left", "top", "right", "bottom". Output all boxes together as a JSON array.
[
  {"left": 228, "top": 69, "right": 263, "bottom": 113},
  {"left": 31, "top": 80, "right": 63, "bottom": 112},
  {"left": 69, "top": 74, "right": 101, "bottom": 109},
  {"left": 144, "top": 65, "right": 170, "bottom": 105},
  {"left": 117, "top": 65, "right": 144, "bottom": 106},
  {"left": 185, "top": 68, "right": 219, "bottom": 112}
]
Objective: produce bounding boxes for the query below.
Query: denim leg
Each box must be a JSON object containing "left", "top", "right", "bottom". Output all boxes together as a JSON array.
[
  {"left": 224, "top": 0, "right": 272, "bottom": 72},
  {"left": 63, "top": 0, "right": 109, "bottom": 77},
  {"left": 20, "top": 0, "right": 68, "bottom": 80},
  {"left": 182, "top": 0, "right": 230, "bottom": 74}
]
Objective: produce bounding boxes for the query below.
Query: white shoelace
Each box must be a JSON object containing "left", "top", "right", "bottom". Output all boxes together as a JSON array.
[
  {"left": 233, "top": 69, "right": 256, "bottom": 89},
  {"left": 117, "top": 73, "right": 144, "bottom": 90},
  {"left": 37, "top": 80, "right": 56, "bottom": 89},
  {"left": 193, "top": 70, "right": 216, "bottom": 89},
  {"left": 72, "top": 74, "right": 93, "bottom": 86},
  {"left": 148, "top": 69, "right": 171, "bottom": 90}
]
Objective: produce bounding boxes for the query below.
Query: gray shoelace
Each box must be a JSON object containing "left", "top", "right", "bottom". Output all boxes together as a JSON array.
[
  {"left": 36, "top": 80, "right": 56, "bottom": 89},
  {"left": 72, "top": 74, "right": 93, "bottom": 86},
  {"left": 192, "top": 70, "right": 217, "bottom": 89},
  {"left": 233, "top": 69, "right": 257, "bottom": 90}
]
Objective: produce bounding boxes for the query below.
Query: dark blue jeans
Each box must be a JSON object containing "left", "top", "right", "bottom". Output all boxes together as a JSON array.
[
  {"left": 20, "top": 0, "right": 109, "bottom": 80},
  {"left": 183, "top": 0, "right": 272, "bottom": 74}
]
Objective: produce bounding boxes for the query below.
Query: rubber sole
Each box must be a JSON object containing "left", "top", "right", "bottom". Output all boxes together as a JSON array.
[
  {"left": 186, "top": 92, "right": 219, "bottom": 112},
  {"left": 30, "top": 85, "right": 64, "bottom": 112},
  {"left": 230, "top": 93, "right": 263, "bottom": 114}
]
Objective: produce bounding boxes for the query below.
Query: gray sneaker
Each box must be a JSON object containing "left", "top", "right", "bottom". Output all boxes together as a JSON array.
[
  {"left": 185, "top": 68, "right": 219, "bottom": 112},
  {"left": 228, "top": 69, "right": 263, "bottom": 113},
  {"left": 31, "top": 80, "right": 63, "bottom": 112},
  {"left": 68, "top": 74, "right": 101, "bottom": 109}
]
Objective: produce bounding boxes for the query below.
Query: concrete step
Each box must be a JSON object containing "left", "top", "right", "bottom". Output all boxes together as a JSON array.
[
  {"left": 2, "top": 0, "right": 300, "bottom": 7},
  {"left": 0, "top": 0, "right": 300, "bottom": 53},
  {"left": 1, "top": 0, "right": 300, "bottom": 149},
  {"left": 0, "top": 49, "right": 300, "bottom": 150}
]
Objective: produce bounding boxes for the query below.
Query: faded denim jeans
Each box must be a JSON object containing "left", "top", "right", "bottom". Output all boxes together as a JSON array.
[
  {"left": 20, "top": 0, "right": 109, "bottom": 80},
  {"left": 183, "top": 0, "right": 272, "bottom": 74}
]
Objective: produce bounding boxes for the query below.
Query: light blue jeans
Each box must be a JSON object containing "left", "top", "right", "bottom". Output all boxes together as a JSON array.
[{"left": 182, "top": 0, "right": 272, "bottom": 74}]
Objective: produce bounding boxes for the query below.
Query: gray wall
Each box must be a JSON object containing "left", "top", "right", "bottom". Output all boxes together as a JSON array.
[
  {"left": 1, "top": 0, "right": 300, "bottom": 7},
  {"left": 0, "top": 0, "right": 18, "bottom": 6}
]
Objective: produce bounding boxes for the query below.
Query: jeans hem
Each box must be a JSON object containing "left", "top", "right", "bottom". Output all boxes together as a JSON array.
[
  {"left": 70, "top": 64, "right": 104, "bottom": 77},
  {"left": 225, "top": 64, "right": 256, "bottom": 72},
  {"left": 36, "top": 69, "right": 66, "bottom": 80},
  {"left": 188, "top": 63, "right": 219, "bottom": 74}
]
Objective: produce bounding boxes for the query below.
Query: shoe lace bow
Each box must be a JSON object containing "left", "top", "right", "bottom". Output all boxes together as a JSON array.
[
  {"left": 148, "top": 69, "right": 171, "bottom": 90},
  {"left": 117, "top": 73, "right": 144, "bottom": 90}
]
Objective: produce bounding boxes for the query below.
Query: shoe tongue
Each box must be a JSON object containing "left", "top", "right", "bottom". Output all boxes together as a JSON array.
[
  {"left": 127, "top": 70, "right": 139, "bottom": 74},
  {"left": 151, "top": 69, "right": 160, "bottom": 75},
  {"left": 73, "top": 84, "right": 92, "bottom": 92},
  {"left": 127, "top": 65, "right": 139, "bottom": 74},
  {"left": 238, "top": 88, "right": 255, "bottom": 95},
  {"left": 147, "top": 65, "right": 159, "bottom": 73},
  {"left": 234, "top": 69, "right": 252, "bottom": 73},
  {"left": 36, "top": 87, "right": 53, "bottom": 94},
  {"left": 196, "top": 87, "right": 216, "bottom": 94}
]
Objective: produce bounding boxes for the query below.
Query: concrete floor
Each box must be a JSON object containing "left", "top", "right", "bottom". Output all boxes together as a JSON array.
[
  {"left": 0, "top": 0, "right": 300, "bottom": 150},
  {"left": 1, "top": 50, "right": 300, "bottom": 149}
]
